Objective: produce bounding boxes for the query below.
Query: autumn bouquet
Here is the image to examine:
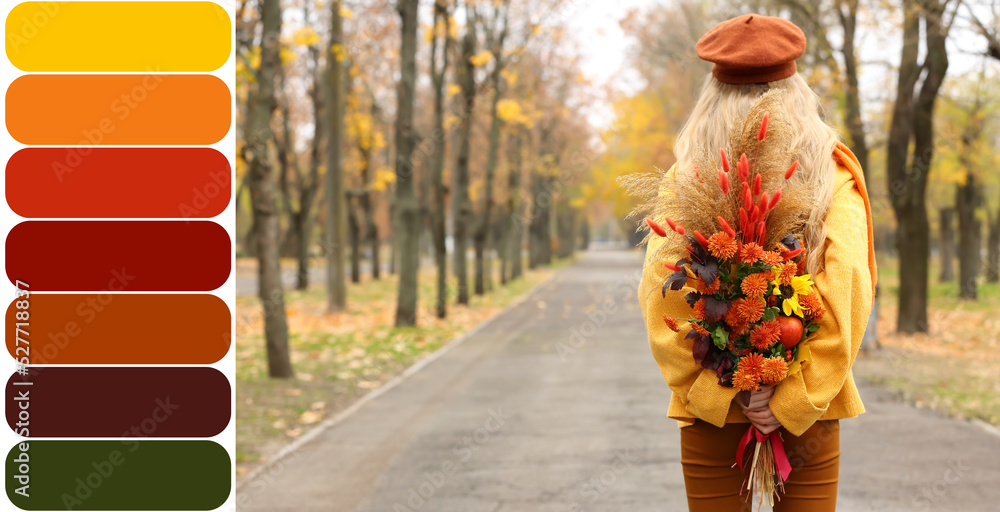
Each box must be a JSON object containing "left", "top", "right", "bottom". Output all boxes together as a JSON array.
[{"left": 620, "top": 91, "right": 825, "bottom": 507}]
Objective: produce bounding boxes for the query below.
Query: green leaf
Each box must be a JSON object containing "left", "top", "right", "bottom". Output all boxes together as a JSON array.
[
  {"left": 762, "top": 307, "right": 778, "bottom": 322},
  {"left": 712, "top": 325, "right": 729, "bottom": 350},
  {"left": 807, "top": 323, "right": 820, "bottom": 333}
]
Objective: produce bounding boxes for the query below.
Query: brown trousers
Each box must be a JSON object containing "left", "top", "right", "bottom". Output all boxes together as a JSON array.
[{"left": 679, "top": 419, "right": 840, "bottom": 512}]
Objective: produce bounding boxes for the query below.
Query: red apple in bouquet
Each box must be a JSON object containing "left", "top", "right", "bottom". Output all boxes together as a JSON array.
[{"left": 777, "top": 316, "right": 804, "bottom": 348}]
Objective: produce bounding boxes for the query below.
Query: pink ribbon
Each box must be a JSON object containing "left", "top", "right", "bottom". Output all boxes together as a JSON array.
[{"left": 735, "top": 425, "right": 793, "bottom": 481}]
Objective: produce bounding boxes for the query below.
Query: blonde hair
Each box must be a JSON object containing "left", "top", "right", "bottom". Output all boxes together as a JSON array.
[{"left": 672, "top": 73, "right": 841, "bottom": 275}]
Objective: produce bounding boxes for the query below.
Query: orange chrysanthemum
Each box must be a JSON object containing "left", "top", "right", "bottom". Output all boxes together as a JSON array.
[
  {"left": 799, "top": 292, "right": 825, "bottom": 320},
  {"left": 707, "top": 232, "right": 739, "bottom": 260},
  {"left": 732, "top": 369, "right": 760, "bottom": 391},
  {"left": 697, "top": 276, "right": 722, "bottom": 295},
  {"left": 737, "top": 352, "right": 766, "bottom": 378},
  {"left": 749, "top": 319, "right": 781, "bottom": 350},
  {"left": 761, "top": 250, "right": 783, "bottom": 266},
  {"left": 738, "top": 242, "right": 765, "bottom": 264},
  {"left": 741, "top": 272, "right": 770, "bottom": 298},
  {"left": 692, "top": 298, "right": 706, "bottom": 320},
  {"left": 734, "top": 297, "right": 766, "bottom": 323},
  {"left": 723, "top": 306, "right": 741, "bottom": 327},
  {"left": 663, "top": 315, "right": 681, "bottom": 332},
  {"left": 691, "top": 323, "right": 711, "bottom": 336},
  {"left": 760, "top": 357, "right": 789, "bottom": 385},
  {"left": 730, "top": 321, "right": 750, "bottom": 337},
  {"left": 777, "top": 261, "right": 799, "bottom": 285}
]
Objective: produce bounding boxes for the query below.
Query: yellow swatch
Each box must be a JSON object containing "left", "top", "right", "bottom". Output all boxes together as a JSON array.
[{"left": 6, "top": 2, "right": 231, "bottom": 72}]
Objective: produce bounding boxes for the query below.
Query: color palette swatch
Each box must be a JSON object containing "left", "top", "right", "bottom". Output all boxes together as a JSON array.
[{"left": 3, "top": 2, "right": 235, "bottom": 510}]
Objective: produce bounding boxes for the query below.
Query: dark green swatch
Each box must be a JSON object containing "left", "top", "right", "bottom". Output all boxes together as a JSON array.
[{"left": 6, "top": 440, "right": 230, "bottom": 510}]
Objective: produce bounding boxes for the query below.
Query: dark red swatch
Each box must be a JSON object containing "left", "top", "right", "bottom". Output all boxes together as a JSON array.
[
  {"left": 6, "top": 148, "right": 230, "bottom": 218},
  {"left": 6, "top": 367, "right": 231, "bottom": 437},
  {"left": 5, "top": 221, "right": 230, "bottom": 291}
]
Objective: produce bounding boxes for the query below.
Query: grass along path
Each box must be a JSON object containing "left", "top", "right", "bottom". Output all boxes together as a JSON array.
[
  {"left": 234, "top": 256, "right": 571, "bottom": 478},
  {"left": 853, "top": 255, "right": 1000, "bottom": 427}
]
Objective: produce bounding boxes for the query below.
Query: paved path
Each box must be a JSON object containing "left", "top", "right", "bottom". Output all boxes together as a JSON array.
[{"left": 237, "top": 249, "right": 1000, "bottom": 511}]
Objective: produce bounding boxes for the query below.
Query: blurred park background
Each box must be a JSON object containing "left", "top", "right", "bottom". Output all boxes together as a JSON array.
[{"left": 233, "top": 0, "right": 1000, "bottom": 481}]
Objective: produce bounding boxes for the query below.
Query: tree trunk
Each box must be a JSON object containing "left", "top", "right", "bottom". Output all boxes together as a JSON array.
[
  {"left": 348, "top": 194, "right": 361, "bottom": 283},
  {"left": 579, "top": 215, "right": 590, "bottom": 250},
  {"left": 473, "top": 2, "right": 509, "bottom": 296},
  {"left": 938, "top": 207, "right": 955, "bottom": 282},
  {"left": 987, "top": 208, "right": 1000, "bottom": 283},
  {"left": 886, "top": 2, "right": 949, "bottom": 334},
  {"left": 508, "top": 130, "right": 524, "bottom": 280},
  {"left": 429, "top": 0, "right": 451, "bottom": 318},
  {"left": 324, "top": 0, "right": 347, "bottom": 312},
  {"left": 838, "top": 0, "right": 869, "bottom": 178},
  {"left": 394, "top": 0, "right": 421, "bottom": 326},
  {"left": 452, "top": 4, "right": 476, "bottom": 305},
  {"left": 956, "top": 177, "right": 980, "bottom": 300},
  {"left": 296, "top": 37, "right": 324, "bottom": 291},
  {"left": 245, "top": 0, "right": 293, "bottom": 379}
]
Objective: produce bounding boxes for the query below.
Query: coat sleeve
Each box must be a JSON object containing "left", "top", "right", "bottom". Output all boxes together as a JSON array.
[
  {"left": 769, "top": 169, "right": 875, "bottom": 436},
  {"left": 637, "top": 175, "right": 739, "bottom": 427}
]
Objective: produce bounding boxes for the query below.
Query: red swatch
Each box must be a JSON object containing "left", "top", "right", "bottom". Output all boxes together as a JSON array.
[
  {"left": 6, "top": 148, "right": 230, "bottom": 218},
  {"left": 5, "top": 221, "right": 230, "bottom": 291}
]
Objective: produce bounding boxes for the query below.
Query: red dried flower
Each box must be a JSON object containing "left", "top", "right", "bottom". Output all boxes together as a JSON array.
[
  {"left": 785, "top": 160, "right": 798, "bottom": 180},
  {"left": 718, "top": 169, "right": 730, "bottom": 194},
  {"left": 721, "top": 148, "right": 730, "bottom": 173},
  {"left": 758, "top": 112, "right": 769, "bottom": 141},
  {"left": 646, "top": 218, "right": 667, "bottom": 237}
]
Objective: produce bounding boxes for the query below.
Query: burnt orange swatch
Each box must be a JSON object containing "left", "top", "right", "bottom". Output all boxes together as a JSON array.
[
  {"left": 5, "top": 75, "right": 231, "bottom": 145},
  {"left": 6, "top": 148, "right": 231, "bottom": 218},
  {"left": 6, "top": 294, "right": 230, "bottom": 365}
]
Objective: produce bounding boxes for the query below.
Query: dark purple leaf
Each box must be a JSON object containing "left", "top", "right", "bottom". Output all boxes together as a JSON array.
[
  {"left": 692, "top": 331, "right": 711, "bottom": 366},
  {"left": 716, "top": 357, "right": 734, "bottom": 386},
  {"left": 684, "top": 291, "right": 702, "bottom": 307},
  {"left": 663, "top": 270, "right": 687, "bottom": 296},
  {"left": 691, "top": 258, "right": 719, "bottom": 285},
  {"left": 704, "top": 297, "right": 730, "bottom": 323}
]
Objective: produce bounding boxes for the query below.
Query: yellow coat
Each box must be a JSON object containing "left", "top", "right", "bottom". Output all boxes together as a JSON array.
[{"left": 638, "top": 143, "right": 877, "bottom": 437}]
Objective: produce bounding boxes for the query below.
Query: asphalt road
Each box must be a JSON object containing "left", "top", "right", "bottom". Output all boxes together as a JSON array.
[{"left": 236, "top": 248, "right": 1000, "bottom": 512}]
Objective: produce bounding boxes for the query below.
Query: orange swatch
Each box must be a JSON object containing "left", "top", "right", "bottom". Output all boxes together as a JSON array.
[
  {"left": 7, "top": 294, "right": 231, "bottom": 364},
  {"left": 5, "top": 75, "right": 231, "bottom": 145}
]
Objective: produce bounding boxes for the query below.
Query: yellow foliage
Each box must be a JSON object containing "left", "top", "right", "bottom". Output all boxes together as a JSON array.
[
  {"left": 248, "top": 46, "right": 261, "bottom": 70},
  {"left": 372, "top": 166, "right": 396, "bottom": 191},
  {"left": 444, "top": 114, "right": 460, "bottom": 129},
  {"left": 340, "top": 6, "right": 353, "bottom": 18},
  {"left": 469, "top": 50, "right": 493, "bottom": 67},
  {"left": 569, "top": 197, "right": 586, "bottom": 209},
  {"left": 331, "top": 44, "right": 346, "bottom": 62},
  {"left": 501, "top": 68, "right": 517, "bottom": 86},
  {"left": 447, "top": 83, "right": 461, "bottom": 97},
  {"left": 497, "top": 98, "right": 533, "bottom": 127},
  {"left": 291, "top": 27, "right": 320, "bottom": 47},
  {"left": 280, "top": 47, "right": 297, "bottom": 65},
  {"left": 349, "top": 64, "right": 360, "bottom": 78}
]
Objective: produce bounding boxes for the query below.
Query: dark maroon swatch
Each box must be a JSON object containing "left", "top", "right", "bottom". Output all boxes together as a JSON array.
[
  {"left": 5, "top": 220, "right": 230, "bottom": 291},
  {"left": 6, "top": 367, "right": 231, "bottom": 437}
]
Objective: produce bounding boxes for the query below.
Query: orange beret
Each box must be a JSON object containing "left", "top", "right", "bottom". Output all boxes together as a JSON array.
[{"left": 696, "top": 14, "right": 806, "bottom": 84}]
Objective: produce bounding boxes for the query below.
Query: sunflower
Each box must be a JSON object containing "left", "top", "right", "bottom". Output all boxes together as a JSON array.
[
  {"left": 771, "top": 273, "right": 814, "bottom": 317},
  {"left": 707, "top": 232, "right": 739, "bottom": 260}
]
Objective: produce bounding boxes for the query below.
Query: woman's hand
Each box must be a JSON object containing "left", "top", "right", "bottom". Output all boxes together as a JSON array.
[{"left": 735, "top": 384, "right": 782, "bottom": 435}]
